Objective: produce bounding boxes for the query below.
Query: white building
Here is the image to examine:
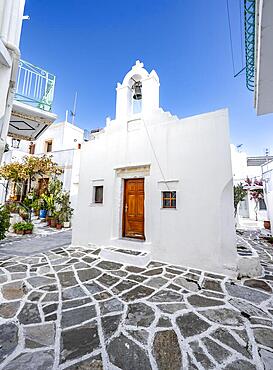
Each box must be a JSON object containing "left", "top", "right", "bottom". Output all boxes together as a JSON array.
[
  {"left": 230, "top": 145, "right": 270, "bottom": 221},
  {"left": 0, "top": 120, "right": 83, "bottom": 210},
  {"left": 73, "top": 61, "right": 237, "bottom": 276},
  {"left": 0, "top": 1, "right": 57, "bottom": 164},
  {"left": 253, "top": 0, "right": 273, "bottom": 115},
  {"left": 0, "top": 0, "right": 25, "bottom": 161},
  {"left": 262, "top": 159, "right": 273, "bottom": 233}
]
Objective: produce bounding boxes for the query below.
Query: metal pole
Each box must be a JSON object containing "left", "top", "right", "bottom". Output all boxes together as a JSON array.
[{"left": 71, "top": 92, "right": 77, "bottom": 125}]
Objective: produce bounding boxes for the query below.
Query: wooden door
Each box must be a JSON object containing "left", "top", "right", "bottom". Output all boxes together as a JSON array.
[
  {"left": 123, "top": 178, "right": 145, "bottom": 240},
  {"left": 37, "top": 178, "right": 49, "bottom": 196}
]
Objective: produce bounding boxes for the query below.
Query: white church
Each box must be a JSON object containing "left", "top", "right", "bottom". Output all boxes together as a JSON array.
[{"left": 72, "top": 61, "right": 237, "bottom": 276}]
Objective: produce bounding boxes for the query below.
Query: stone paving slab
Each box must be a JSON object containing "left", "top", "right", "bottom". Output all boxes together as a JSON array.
[
  {"left": 0, "top": 230, "right": 72, "bottom": 256},
  {"left": 0, "top": 230, "right": 272, "bottom": 369}
]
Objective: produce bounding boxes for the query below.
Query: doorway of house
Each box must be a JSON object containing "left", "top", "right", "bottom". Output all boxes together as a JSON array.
[
  {"left": 123, "top": 178, "right": 145, "bottom": 240},
  {"left": 37, "top": 178, "right": 49, "bottom": 196}
]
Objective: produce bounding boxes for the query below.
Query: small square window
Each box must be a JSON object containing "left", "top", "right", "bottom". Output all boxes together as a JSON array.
[
  {"left": 94, "top": 186, "right": 103, "bottom": 204},
  {"left": 259, "top": 198, "right": 266, "bottom": 210},
  {"left": 29, "top": 143, "right": 35, "bottom": 154},
  {"left": 45, "top": 140, "right": 52, "bottom": 153},
  {"left": 162, "top": 191, "right": 176, "bottom": 208}
]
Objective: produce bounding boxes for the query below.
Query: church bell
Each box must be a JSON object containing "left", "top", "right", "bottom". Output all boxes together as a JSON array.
[{"left": 132, "top": 81, "right": 142, "bottom": 100}]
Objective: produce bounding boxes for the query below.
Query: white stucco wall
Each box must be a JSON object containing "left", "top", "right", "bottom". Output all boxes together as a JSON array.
[
  {"left": 73, "top": 108, "right": 237, "bottom": 275},
  {"left": 262, "top": 160, "right": 273, "bottom": 233},
  {"left": 230, "top": 145, "right": 266, "bottom": 221},
  {"left": 0, "top": 0, "right": 25, "bottom": 162},
  {"left": 0, "top": 121, "right": 83, "bottom": 207},
  {"left": 34, "top": 121, "right": 83, "bottom": 154},
  {"left": 230, "top": 145, "right": 262, "bottom": 183}
]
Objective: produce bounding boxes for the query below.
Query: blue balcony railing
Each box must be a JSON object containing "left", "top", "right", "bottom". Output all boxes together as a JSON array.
[
  {"left": 14, "top": 59, "right": 56, "bottom": 112},
  {"left": 244, "top": 0, "right": 255, "bottom": 91}
]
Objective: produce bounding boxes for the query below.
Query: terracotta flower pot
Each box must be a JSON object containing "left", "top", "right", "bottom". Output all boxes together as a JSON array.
[
  {"left": 16, "top": 230, "right": 24, "bottom": 235},
  {"left": 25, "top": 230, "right": 32, "bottom": 234},
  {"left": 264, "top": 220, "right": 271, "bottom": 230},
  {"left": 56, "top": 223, "right": 62, "bottom": 230},
  {"left": 47, "top": 219, "right": 51, "bottom": 226},
  {"left": 51, "top": 219, "right": 57, "bottom": 228}
]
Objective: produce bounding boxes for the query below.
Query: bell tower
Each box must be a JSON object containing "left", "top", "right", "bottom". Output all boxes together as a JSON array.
[{"left": 115, "top": 60, "right": 160, "bottom": 121}]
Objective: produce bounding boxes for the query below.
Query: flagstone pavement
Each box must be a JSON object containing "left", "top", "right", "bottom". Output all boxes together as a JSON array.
[{"left": 0, "top": 230, "right": 272, "bottom": 370}]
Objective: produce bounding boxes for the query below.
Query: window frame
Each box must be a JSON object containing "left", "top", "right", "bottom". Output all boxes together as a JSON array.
[
  {"left": 258, "top": 198, "right": 267, "bottom": 211},
  {"left": 93, "top": 185, "right": 104, "bottom": 204},
  {"left": 162, "top": 191, "right": 176, "bottom": 209},
  {"left": 29, "top": 143, "right": 36, "bottom": 154},
  {"left": 45, "top": 140, "right": 53, "bottom": 153}
]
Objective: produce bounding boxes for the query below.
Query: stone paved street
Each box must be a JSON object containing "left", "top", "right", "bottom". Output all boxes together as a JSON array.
[
  {"left": 0, "top": 230, "right": 72, "bottom": 256},
  {"left": 0, "top": 230, "right": 272, "bottom": 369}
]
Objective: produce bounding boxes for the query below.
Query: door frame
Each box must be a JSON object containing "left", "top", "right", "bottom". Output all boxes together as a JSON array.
[{"left": 122, "top": 178, "right": 145, "bottom": 240}]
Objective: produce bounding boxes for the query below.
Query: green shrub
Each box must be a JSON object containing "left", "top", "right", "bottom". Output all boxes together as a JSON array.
[
  {"left": 0, "top": 205, "right": 11, "bottom": 240},
  {"left": 4, "top": 202, "right": 19, "bottom": 214},
  {"left": 13, "top": 221, "right": 34, "bottom": 232}
]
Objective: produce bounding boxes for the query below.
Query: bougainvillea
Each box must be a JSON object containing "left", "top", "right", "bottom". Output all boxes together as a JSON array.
[{"left": 245, "top": 177, "right": 264, "bottom": 221}]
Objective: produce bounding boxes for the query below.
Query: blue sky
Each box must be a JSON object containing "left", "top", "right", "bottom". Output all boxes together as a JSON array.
[{"left": 21, "top": 0, "right": 273, "bottom": 155}]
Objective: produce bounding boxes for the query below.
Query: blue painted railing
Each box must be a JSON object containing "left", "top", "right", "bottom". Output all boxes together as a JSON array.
[
  {"left": 14, "top": 59, "right": 56, "bottom": 112},
  {"left": 244, "top": 0, "right": 255, "bottom": 91}
]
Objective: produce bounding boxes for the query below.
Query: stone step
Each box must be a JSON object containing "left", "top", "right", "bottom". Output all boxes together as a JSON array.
[{"left": 99, "top": 246, "right": 151, "bottom": 267}]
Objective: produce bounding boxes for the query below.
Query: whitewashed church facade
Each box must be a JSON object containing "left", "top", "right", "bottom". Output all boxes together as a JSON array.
[{"left": 73, "top": 61, "right": 237, "bottom": 275}]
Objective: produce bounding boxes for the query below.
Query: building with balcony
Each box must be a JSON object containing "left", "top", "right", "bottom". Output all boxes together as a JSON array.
[
  {"left": 244, "top": 0, "right": 273, "bottom": 115},
  {"left": 0, "top": 120, "right": 84, "bottom": 210},
  {"left": 0, "top": 0, "right": 57, "bottom": 165},
  {"left": 8, "top": 59, "right": 57, "bottom": 141}
]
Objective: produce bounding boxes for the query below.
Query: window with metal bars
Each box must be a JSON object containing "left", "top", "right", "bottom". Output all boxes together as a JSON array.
[{"left": 162, "top": 191, "right": 176, "bottom": 208}]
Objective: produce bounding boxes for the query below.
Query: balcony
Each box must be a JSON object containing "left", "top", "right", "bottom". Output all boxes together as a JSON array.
[
  {"left": 15, "top": 59, "right": 55, "bottom": 112},
  {"left": 8, "top": 59, "right": 57, "bottom": 141}
]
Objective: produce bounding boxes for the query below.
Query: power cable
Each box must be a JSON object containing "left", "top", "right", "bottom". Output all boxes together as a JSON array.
[
  {"left": 141, "top": 114, "right": 170, "bottom": 191},
  {"left": 239, "top": 0, "right": 244, "bottom": 69},
  {"left": 226, "top": 0, "right": 236, "bottom": 76}
]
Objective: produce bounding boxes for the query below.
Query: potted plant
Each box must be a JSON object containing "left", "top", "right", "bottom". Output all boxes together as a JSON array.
[
  {"left": 24, "top": 222, "right": 34, "bottom": 234},
  {"left": 44, "top": 178, "right": 63, "bottom": 227},
  {"left": 58, "top": 192, "right": 73, "bottom": 228},
  {"left": 19, "top": 208, "right": 29, "bottom": 221},
  {"left": 13, "top": 222, "right": 24, "bottom": 235},
  {"left": 13, "top": 221, "right": 34, "bottom": 235},
  {"left": 56, "top": 219, "right": 62, "bottom": 230},
  {"left": 52, "top": 208, "right": 62, "bottom": 229},
  {"left": 31, "top": 198, "right": 40, "bottom": 217},
  {"left": 264, "top": 220, "right": 271, "bottom": 230},
  {"left": 39, "top": 205, "right": 47, "bottom": 220},
  {"left": 50, "top": 216, "right": 57, "bottom": 228},
  {"left": 46, "top": 216, "right": 53, "bottom": 226},
  {"left": 40, "top": 193, "right": 55, "bottom": 224}
]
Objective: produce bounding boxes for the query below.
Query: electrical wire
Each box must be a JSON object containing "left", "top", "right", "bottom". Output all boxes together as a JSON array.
[
  {"left": 226, "top": 0, "right": 236, "bottom": 76},
  {"left": 141, "top": 114, "right": 170, "bottom": 191},
  {"left": 239, "top": 0, "right": 244, "bottom": 69}
]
